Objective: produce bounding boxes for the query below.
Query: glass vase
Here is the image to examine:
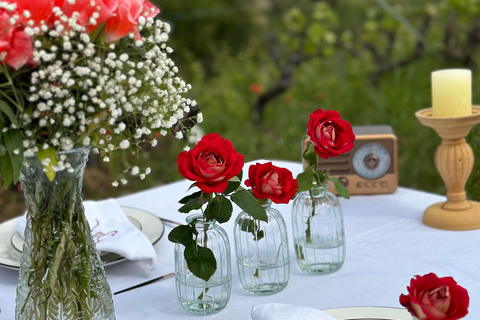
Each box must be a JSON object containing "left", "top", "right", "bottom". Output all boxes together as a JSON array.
[
  {"left": 234, "top": 200, "right": 289, "bottom": 295},
  {"left": 175, "top": 214, "right": 232, "bottom": 315},
  {"left": 15, "top": 148, "right": 115, "bottom": 320},
  {"left": 291, "top": 183, "right": 346, "bottom": 274}
]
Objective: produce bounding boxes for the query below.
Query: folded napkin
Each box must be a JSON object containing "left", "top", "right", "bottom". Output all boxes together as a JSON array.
[
  {"left": 16, "top": 199, "right": 157, "bottom": 266},
  {"left": 251, "top": 303, "right": 336, "bottom": 320}
]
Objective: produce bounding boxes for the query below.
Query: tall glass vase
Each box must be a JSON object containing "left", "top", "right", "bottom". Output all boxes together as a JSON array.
[
  {"left": 15, "top": 148, "right": 115, "bottom": 320},
  {"left": 175, "top": 214, "right": 232, "bottom": 315},
  {"left": 291, "top": 183, "right": 345, "bottom": 274},
  {"left": 234, "top": 200, "right": 289, "bottom": 295}
]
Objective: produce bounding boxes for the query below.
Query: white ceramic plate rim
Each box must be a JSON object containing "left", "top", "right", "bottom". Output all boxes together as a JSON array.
[
  {"left": 323, "top": 306, "right": 411, "bottom": 319},
  {"left": 0, "top": 206, "right": 164, "bottom": 270}
]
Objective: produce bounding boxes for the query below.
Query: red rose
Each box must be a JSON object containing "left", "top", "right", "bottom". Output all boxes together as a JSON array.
[
  {"left": 177, "top": 133, "right": 244, "bottom": 193},
  {"left": 399, "top": 273, "right": 469, "bottom": 320},
  {"left": 307, "top": 109, "right": 355, "bottom": 159},
  {"left": 245, "top": 162, "right": 298, "bottom": 204}
]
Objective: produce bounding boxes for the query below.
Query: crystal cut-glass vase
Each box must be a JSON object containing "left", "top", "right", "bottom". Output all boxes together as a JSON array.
[
  {"left": 234, "top": 200, "right": 290, "bottom": 295},
  {"left": 175, "top": 214, "right": 232, "bottom": 315},
  {"left": 291, "top": 183, "right": 346, "bottom": 274},
  {"left": 15, "top": 148, "right": 115, "bottom": 320}
]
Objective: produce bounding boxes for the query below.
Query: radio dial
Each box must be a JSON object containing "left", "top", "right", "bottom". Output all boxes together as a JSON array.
[{"left": 352, "top": 143, "right": 391, "bottom": 180}]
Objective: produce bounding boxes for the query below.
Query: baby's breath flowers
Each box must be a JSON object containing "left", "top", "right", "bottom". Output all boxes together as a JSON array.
[{"left": 0, "top": 0, "right": 201, "bottom": 187}]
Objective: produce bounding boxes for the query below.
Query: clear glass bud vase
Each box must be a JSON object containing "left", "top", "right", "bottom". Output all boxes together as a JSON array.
[
  {"left": 175, "top": 214, "right": 232, "bottom": 315},
  {"left": 15, "top": 148, "right": 115, "bottom": 320},
  {"left": 234, "top": 200, "right": 289, "bottom": 295},
  {"left": 291, "top": 183, "right": 345, "bottom": 274}
]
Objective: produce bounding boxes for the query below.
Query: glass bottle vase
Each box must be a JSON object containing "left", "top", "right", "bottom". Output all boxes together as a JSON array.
[
  {"left": 175, "top": 214, "right": 232, "bottom": 315},
  {"left": 234, "top": 200, "right": 289, "bottom": 295},
  {"left": 15, "top": 148, "right": 115, "bottom": 320},
  {"left": 291, "top": 183, "right": 346, "bottom": 274}
]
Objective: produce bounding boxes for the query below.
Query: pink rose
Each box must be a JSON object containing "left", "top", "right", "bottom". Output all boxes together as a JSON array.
[
  {"left": 104, "top": 0, "right": 159, "bottom": 43},
  {"left": 0, "top": 10, "right": 33, "bottom": 70},
  {"left": 400, "top": 273, "right": 469, "bottom": 320},
  {"left": 177, "top": 133, "right": 244, "bottom": 194}
]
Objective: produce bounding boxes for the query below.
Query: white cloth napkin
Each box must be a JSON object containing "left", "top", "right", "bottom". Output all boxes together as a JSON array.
[
  {"left": 251, "top": 303, "right": 337, "bottom": 320},
  {"left": 16, "top": 199, "right": 157, "bottom": 266}
]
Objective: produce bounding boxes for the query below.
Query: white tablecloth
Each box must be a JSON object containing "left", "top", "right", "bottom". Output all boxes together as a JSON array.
[{"left": 1, "top": 160, "right": 479, "bottom": 319}]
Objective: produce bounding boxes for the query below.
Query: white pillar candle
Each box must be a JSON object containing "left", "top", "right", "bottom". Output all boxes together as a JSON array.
[{"left": 431, "top": 69, "right": 472, "bottom": 117}]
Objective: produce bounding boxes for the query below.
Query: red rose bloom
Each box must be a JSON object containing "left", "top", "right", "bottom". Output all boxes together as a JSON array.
[
  {"left": 399, "top": 273, "right": 469, "bottom": 320},
  {"left": 245, "top": 162, "right": 298, "bottom": 204},
  {"left": 177, "top": 133, "right": 244, "bottom": 193},
  {"left": 307, "top": 109, "right": 355, "bottom": 159}
]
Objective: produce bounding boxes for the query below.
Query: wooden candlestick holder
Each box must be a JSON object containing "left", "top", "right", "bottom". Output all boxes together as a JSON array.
[{"left": 415, "top": 106, "right": 480, "bottom": 230}]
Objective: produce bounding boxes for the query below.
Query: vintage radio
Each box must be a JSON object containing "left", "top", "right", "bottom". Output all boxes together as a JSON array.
[{"left": 303, "top": 125, "right": 398, "bottom": 195}]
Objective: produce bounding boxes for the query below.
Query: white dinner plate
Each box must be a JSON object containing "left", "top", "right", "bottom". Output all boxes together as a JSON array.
[
  {"left": 323, "top": 306, "right": 411, "bottom": 320},
  {"left": 0, "top": 206, "right": 164, "bottom": 270}
]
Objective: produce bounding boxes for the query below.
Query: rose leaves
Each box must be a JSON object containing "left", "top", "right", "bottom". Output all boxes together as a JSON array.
[
  {"left": 298, "top": 142, "right": 350, "bottom": 199},
  {"left": 168, "top": 172, "right": 267, "bottom": 281}
]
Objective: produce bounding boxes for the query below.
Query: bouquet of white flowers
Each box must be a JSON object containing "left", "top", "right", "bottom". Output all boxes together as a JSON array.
[{"left": 0, "top": 0, "right": 201, "bottom": 187}]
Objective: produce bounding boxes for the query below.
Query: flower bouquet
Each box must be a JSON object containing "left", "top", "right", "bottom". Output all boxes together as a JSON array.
[{"left": 0, "top": 1, "right": 200, "bottom": 319}]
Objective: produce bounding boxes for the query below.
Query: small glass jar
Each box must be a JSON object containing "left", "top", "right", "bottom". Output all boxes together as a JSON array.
[
  {"left": 234, "top": 200, "right": 290, "bottom": 295},
  {"left": 174, "top": 214, "right": 232, "bottom": 315},
  {"left": 291, "top": 183, "right": 345, "bottom": 274}
]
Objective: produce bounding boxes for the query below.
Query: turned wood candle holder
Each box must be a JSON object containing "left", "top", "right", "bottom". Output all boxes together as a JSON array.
[{"left": 415, "top": 106, "right": 480, "bottom": 230}]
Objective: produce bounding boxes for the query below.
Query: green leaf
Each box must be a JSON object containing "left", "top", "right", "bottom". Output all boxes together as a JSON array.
[
  {"left": 205, "top": 195, "right": 232, "bottom": 223},
  {"left": 0, "top": 100, "right": 18, "bottom": 127},
  {"left": 329, "top": 176, "right": 350, "bottom": 199},
  {"left": 37, "top": 147, "right": 58, "bottom": 182},
  {"left": 239, "top": 219, "right": 254, "bottom": 233},
  {"left": 168, "top": 225, "right": 194, "bottom": 247},
  {"left": 4, "top": 129, "right": 23, "bottom": 183},
  {"left": 178, "top": 192, "right": 209, "bottom": 213},
  {"left": 1, "top": 151, "right": 13, "bottom": 188},
  {"left": 184, "top": 243, "right": 216, "bottom": 281},
  {"left": 223, "top": 180, "right": 241, "bottom": 195},
  {"left": 237, "top": 219, "right": 264, "bottom": 241},
  {"left": 236, "top": 170, "right": 243, "bottom": 182},
  {"left": 303, "top": 142, "right": 318, "bottom": 169},
  {"left": 178, "top": 200, "right": 202, "bottom": 213},
  {"left": 231, "top": 188, "right": 267, "bottom": 222},
  {"left": 254, "top": 230, "right": 265, "bottom": 241},
  {"left": 179, "top": 191, "right": 202, "bottom": 204},
  {"left": 296, "top": 167, "right": 315, "bottom": 192}
]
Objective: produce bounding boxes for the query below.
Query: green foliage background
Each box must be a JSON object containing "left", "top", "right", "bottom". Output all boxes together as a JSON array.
[{"left": 3, "top": 0, "right": 480, "bottom": 221}]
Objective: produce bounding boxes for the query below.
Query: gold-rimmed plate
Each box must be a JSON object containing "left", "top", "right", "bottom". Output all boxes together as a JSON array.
[{"left": 0, "top": 206, "right": 164, "bottom": 270}]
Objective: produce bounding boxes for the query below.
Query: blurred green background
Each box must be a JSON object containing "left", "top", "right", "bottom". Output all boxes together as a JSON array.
[{"left": 2, "top": 0, "right": 480, "bottom": 222}]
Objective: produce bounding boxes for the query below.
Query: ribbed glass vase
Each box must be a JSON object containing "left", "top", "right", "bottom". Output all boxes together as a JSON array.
[
  {"left": 15, "top": 147, "right": 115, "bottom": 320},
  {"left": 291, "top": 183, "right": 345, "bottom": 274},
  {"left": 175, "top": 214, "right": 232, "bottom": 315},
  {"left": 234, "top": 200, "right": 289, "bottom": 295}
]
